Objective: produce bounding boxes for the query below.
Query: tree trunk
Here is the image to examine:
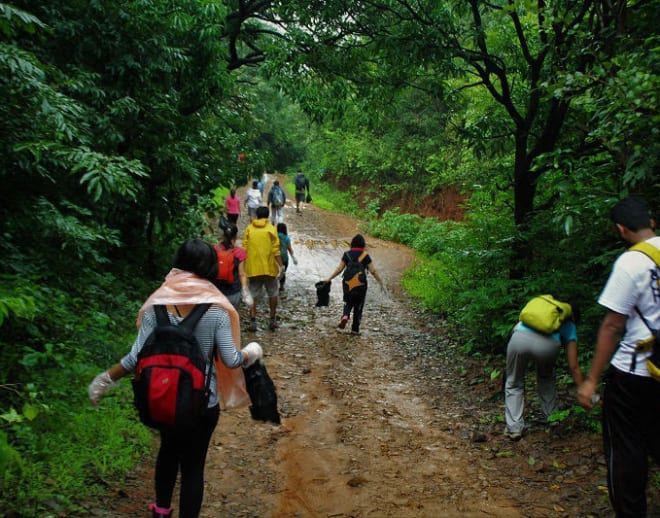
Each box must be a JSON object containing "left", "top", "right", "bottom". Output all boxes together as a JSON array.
[
  {"left": 513, "top": 132, "right": 536, "bottom": 227},
  {"left": 510, "top": 131, "right": 536, "bottom": 280}
]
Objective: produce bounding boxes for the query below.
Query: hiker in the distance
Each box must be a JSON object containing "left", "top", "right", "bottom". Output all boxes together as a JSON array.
[
  {"left": 267, "top": 180, "right": 286, "bottom": 224},
  {"left": 293, "top": 170, "right": 310, "bottom": 214},
  {"left": 244, "top": 180, "right": 262, "bottom": 221},
  {"left": 504, "top": 295, "right": 583, "bottom": 441},
  {"left": 323, "top": 234, "right": 386, "bottom": 335},
  {"left": 224, "top": 188, "right": 241, "bottom": 225},
  {"left": 212, "top": 221, "right": 253, "bottom": 311},
  {"left": 87, "top": 238, "right": 262, "bottom": 518}
]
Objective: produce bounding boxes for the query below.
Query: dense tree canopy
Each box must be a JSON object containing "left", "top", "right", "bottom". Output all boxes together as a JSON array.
[{"left": 263, "top": 0, "right": 658, "bottom": 216}]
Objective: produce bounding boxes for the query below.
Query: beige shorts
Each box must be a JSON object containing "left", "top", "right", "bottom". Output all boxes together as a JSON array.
[{"left": 248, "top": 275, "right": 279, "bottom": 298}]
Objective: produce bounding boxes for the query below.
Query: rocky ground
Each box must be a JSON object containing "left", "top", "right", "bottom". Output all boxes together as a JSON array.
[{"left": 95, "top": 177, "right": 659, "bottom": 517}]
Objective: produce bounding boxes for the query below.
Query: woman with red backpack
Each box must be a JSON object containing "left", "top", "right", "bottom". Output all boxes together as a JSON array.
[
  {"left": 87, "top": 239, "right": 262, "bottom": 518},
  {"left": 213, "top": 221, "right": 253, "bottom": 310}
]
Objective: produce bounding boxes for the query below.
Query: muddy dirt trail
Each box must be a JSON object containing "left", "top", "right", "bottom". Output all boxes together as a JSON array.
[{"left": 103, "top": 176, "right": 660, "bottom": 518}]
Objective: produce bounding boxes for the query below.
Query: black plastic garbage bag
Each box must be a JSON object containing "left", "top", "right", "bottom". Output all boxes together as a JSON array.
[
  {"left": 315, "top": 281, "right": 330, "bottom": 307},
  {"left": 243, "top": 360, "right": 281, "bottom": 424}
]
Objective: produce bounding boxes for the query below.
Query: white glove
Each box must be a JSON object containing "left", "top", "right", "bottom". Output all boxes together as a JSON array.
[
  {"left": 88, "top": 371, "right": 118, "bottom": 407},
  {"left": 242, "top": 342, "right": 263, "bottom": 367},
  {"left": 292, "top": 256, "right": 298, "bottom": 266},
  {"left": 380, "top": 283, "right": 389, "bottom": 298},
  {"left": 242, "top": 287, "right": 253, "bottom": 307},
  {"left": 277, "top": 265, "right": 285, "bottom": 280}
]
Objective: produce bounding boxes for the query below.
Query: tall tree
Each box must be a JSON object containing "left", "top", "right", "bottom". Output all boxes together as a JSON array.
[{"left": 256, "top": 0, "right": 657, "bottom": 267}]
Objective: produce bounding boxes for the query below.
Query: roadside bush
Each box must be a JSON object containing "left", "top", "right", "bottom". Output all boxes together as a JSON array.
[
  {"left": 368, "top": 209, "right": 422, "bottom": 247},
  {"left": 0, "top": 270, "right": 153, "bottom": 515}
]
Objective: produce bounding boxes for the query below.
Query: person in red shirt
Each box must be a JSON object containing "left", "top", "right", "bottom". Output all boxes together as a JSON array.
[
  {"left": 213, "top": 222, "right": 252, "bottom": 311},
  {"left": 224, "top": 188, "right": 241, "bottom": 224}
]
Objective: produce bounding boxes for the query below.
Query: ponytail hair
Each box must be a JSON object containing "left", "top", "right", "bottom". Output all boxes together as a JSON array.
[{"left": 220, "top": 221, "right": 238, "bottom": 249}]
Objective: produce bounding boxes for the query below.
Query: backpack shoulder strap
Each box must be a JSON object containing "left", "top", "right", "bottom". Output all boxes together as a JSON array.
[
  {"left": 179, "top": 303, "right": 212, "bottom": 332},
  {"left": 627, "top": 242, "right": 660, "bottom": 372},
  {"left": 346, "top": 251, "right": 366, "bottom": 264},
  {"left": 630, "top": 241, "right": 660, "bottom": 267},
  {"left": 154, "top": 305, "right": 170, "bottom": 326}
]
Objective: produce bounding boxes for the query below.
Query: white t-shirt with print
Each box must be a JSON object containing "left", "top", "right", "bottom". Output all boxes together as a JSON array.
[
  {"left": 245, "top": 188, "right": 262, "bottom": 209},
  {"left": 598, "top": 236, "right": 660, "bottom": 376}
]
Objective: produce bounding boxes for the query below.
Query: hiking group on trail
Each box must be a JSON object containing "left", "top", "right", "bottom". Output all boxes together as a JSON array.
[
  {"left": 87, "top": 172, "right": 390, "bottom": 518},
  {"left": 88, "top": 185, "right": 659, "bottom": 518}
]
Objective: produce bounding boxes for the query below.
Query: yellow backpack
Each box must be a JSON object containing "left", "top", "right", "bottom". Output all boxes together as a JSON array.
[
  {"left": 629, "top": 242, "right": 660, "bottom": 381},
  {"left": 519, "top": 295, "right": 572, "bottom": 335}
]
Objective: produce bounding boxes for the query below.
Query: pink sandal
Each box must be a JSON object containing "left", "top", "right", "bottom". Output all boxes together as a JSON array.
[{"left": 148, "top": 502, "right": 172, "bottom": 517}]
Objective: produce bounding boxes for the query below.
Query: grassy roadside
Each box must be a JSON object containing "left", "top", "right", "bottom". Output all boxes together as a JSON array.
[{"left": 0, "top": 275, "right": 157, "bottom": 516}]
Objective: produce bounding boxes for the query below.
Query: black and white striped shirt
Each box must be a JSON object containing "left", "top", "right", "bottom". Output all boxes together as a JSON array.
[{"left": 120, "top": 305, "right": 243, "bottom": 407}]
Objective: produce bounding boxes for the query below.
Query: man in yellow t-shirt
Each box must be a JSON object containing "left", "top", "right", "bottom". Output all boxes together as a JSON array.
[{"left": 243, "top": 206, "right": 283, "bottom": 332}]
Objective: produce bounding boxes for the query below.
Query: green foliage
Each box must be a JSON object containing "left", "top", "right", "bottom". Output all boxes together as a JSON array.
[
  {"left": 369, "top": 188, "right": 611, "bottom": 357},
  {"left": 369, "top": 210, "right": 423, "bottom": 248},
  {"left": 0, "top": 277, "right": 36, "bottom": 327},
  {"left": 1, "top": 381, "right": 153, "bottom": 515},
  {"left": 0, "top": 262, "right": 148, "bottom": 515},
  {"left": 547, "top": 405, "right": 602, "bottom": 434}
]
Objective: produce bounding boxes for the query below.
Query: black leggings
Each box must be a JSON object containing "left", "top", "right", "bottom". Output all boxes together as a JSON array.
[
  {"left": 155, "top": 405, "right": 220, "bottom": 518},
  {"left": 343, "top": 290, "right": 366, "bottom": 332}
]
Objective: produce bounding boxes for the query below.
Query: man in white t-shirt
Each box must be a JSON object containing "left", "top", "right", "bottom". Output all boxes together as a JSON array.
[{"left": 578, "top": 196, "right": 660, "bottom": 517}]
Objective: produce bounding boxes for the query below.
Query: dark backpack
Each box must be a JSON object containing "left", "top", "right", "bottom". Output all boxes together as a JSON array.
[
  {"left": 214, "top": 245, "right": 237, "bottom": 286},
  {"left": 294, "top": 174, "right": 307, "bottom": 190},
  {"left": 271, "top": 186, "right": 285, "bottom": 206},
  {"left": 342, "top": 251, "right": 367, "bottom": 298},
  {"left": 132, "top": 304, "right": 213, "bottom": 432}
]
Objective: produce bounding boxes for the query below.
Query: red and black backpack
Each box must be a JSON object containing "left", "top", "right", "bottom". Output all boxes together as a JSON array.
[{"left": 132, "top": 304, "right": 213, "bottom": 432}]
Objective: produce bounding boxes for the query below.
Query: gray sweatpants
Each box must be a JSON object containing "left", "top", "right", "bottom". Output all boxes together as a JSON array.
[{"left": 505, "top": 328, "right": 560, "bottom": 434}]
